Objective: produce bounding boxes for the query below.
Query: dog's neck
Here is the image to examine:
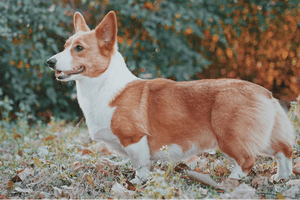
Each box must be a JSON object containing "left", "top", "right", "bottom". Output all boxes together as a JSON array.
[
  {"left": 76, "top": 51, "right": 137, "bottom": 98},
  {"left": 75, "top": 51, "right": 138, "bottom": 129}
]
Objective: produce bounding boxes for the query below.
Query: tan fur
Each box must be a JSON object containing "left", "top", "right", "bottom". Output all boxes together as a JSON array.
[
  {"left": 63, "top": 12, "right": 117, "bottom": 78},
  {"left": 110, "top": 78, "right": 294, "bottom": 174}
]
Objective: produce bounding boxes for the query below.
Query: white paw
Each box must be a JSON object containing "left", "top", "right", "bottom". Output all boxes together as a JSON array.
[
  {"left": 229, "top": 165, "right": 247, "bottom": 180},
  {"left": 269, "top": 174, "right": 290, "bottom": 183}
]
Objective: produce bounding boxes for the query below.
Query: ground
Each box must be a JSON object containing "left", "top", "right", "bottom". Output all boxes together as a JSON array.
[{"left": 0, "top": 102, "right": 300, "bottom": 199}]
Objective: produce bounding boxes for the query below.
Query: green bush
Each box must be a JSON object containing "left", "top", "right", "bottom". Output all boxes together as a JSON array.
[
  {"left": 0, "top": 0, "right": 80, "bottom": 121},
  {"left": 1, "top": 0, "right": 299, "bottom": 121}
]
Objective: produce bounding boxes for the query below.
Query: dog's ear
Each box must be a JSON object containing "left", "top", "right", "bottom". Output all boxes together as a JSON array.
[
  {"left": 74, "top": 12, "right": 90, "bottom": 32},
  {"left": 95, "top": 11, "right": 117, "bottom": 54}
]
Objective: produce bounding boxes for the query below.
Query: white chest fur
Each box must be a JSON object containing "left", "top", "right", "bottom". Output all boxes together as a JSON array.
[{"left": 75, "top": 52, "right": 138, "bottom": 153}]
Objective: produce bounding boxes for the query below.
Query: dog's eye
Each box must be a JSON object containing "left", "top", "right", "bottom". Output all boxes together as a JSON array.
[{"left": 75, "top": 45, "right": 84, "bottom": 52}]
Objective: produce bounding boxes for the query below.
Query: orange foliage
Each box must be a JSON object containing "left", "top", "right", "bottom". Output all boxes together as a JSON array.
[{"left": 197, "top": 3, "right": 300, "bottom": 100}]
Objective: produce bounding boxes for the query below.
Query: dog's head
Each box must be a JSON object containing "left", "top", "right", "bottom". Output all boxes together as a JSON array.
[{"left": 47, "top": 11, "right": 117, "bottom": 81}]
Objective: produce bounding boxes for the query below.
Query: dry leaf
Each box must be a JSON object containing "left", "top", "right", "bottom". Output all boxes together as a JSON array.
[
  {"left": 174, "top": 162, "right": 190, "bottom": 172},
  {"left": 292, "top": 161, "right": 300, "bottom": 175},
  {"left": 282, "top": 185, "right": 300, "bottom": 198},
  {"left": 52, "top": 186, "right": 62, "bottom": 198},
  {"left": 215, "top": 166, "right": 229, "bottom": 176},
  {"left": 186, "top": 156, "right": 200, "bottom": 168},
  {"left": 0, "top": 181, "right": 13, "bottom": 190},
  {"left": 11, "top": 175, "right": 22, "bottom": 183},
  {"left": 73, "top": 161, "right": 84, "bottom": 171},
  {"left": 14, "top": 187, "right": 33, "bottom": 194},
  {"left": 95, "top": 157, "right": 127, "bottom": 172},
  {"left": 286, "top": 179, "right": 300, "bottom": 186},
  {"left": 197, "top": 158, "right": 209, "bottom": 171},
  {"left": 82, "top": 149, "right": 94, "bottom": 155},
  {"left": 228, "top": 183, "right": 256, "bottom": 199},
  {"left": 252, "top": 175, "right": 268, "bottom": 187},
  {"left": 18, "top": 167, "right": 34, "bottom": 181},
  {"left": 110, "top": 182, "right": 135, "bottom": 199},
  {"left": 124, "top": 180, "right": 136, "bottom": 191},
  {"left": 44, "top": 135, "right": 56, "bottom": 141},
  {"left": 186, "top": 170, "right": 218, "bottom": 188},
  {"left": 277, "top": 192, "right": 285, "bottom": 199},
  {"left": 0, "top": 194, "right": 9, "bottom": 199},
  {"left": 217, "top": 178, "right": 239, "bottom": 191},
  {"left": 33, "top": 157, "right": 43, "bottom": 169}
]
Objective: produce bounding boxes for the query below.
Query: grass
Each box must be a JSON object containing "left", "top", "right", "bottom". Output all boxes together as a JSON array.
[{"left": 0, "top": 102, "right": 300, "bottom": 199}]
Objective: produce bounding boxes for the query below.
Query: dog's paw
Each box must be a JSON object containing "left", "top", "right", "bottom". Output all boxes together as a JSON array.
[{"left": 269, "top": 174, "right": 290, "bottom": 183}]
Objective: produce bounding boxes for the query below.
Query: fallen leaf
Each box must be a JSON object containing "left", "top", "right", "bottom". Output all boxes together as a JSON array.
[
  {"left": 199, "top": 187, "right": 208, "bottom": 195},
  {"left": 228, "top": 183, "right": 256, "bottom": 199},
  {"left": 14, "top": 186, "right": 33, "bottom": 194},
  {"left": 186, "top": 170, "right": 218, "bottom": 188},
  {"left": 61, "top": 185, "right": 74, "bottom": 190},
  {"left": 282, "top": 184, "right": 300, "bottom": 198},
  {"left": 44, "top": 135, "right": 56, "bottom": 141},
  {"left": 217, "top": 178, "right": 239, "bottom": 191},
  {"left": 292, "top": 161, "right": 300, "bottom": 175},
  {"left": 82, "top": 149, "right": 94, "bottom": 155},
  {"left": 286, "top": 179, "right": 300, "bottom": 186},
  {"left": 14, "top": 134, "right": 21, "bottom": 139},
  {"left": 95, "top": 157, "right": 127, "bottom": 173},
  {"left": 277, "top": 192, "right": 285, "bottom": 199},
  {"left": 186, "top": 156, "right": 200, "bottom": 168},
  {"left": 252, "top": 175, "right": 268, "bottom": 188},
  {"left": 174, "top": 162, "right": 190, "bottom": 172},
  {"left": 7, "top": 181, "right": 14, "bottom": 189},
  {"left": 0, "top": 194, "right": 9, "bottom": 199},
  {"left": 110, "top": 182, "right": 135, "bottom": 199},
  {"left": 11, "top": 175, "right": 22, "bottom": 183},
  {"left": 124, "top": 180, "right": 136, "bottom": 191},
  {"left": 73, "top": 161, "right": 84, "bottom": 171},
  {"left": 33, "top": 157, "right": 43, "bottom": 169},
  {"left": 18, "top": 167, "right": 34, "bottom": 181},
  {"left": 197, "top": 158, "right": 209, "bottom": 171},
  {"left": 38, "top": 146, "right": 49, "bottom": 157},
  {"left": 215, "top": 166, "right": 229, "bottom": 176},
  {"left": 0, "top": 181, "right": 12, "bottom": 190},
  {"left": 52, "top": 186, "right": 62, "bottom": 198}
]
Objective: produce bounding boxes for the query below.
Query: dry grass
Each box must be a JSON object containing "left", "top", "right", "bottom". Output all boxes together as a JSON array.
[{"left": 1, "top": 102, "right": 300, "bottom": 199}]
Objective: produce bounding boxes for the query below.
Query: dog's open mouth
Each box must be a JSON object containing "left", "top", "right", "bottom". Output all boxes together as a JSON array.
[{"left": 55, "top": 66, "right": 85, "bottom": 80}]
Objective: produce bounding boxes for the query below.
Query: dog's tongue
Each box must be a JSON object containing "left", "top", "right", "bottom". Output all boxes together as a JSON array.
[{"left": 55, "top": 71, "right": 60, "bottom": 78}]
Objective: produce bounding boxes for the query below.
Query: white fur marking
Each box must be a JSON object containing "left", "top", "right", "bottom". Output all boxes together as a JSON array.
[
  {"left": 229, "top": 163, "right": 247, "bottom": 179},
  {"left": 125, "top": 136, "right": 150, "bottom": 182},
  {"left": 273, "top": 152, "right": 292, "bottom": 181},
  {"left": 49, "top": 38, "right": 75, "bottom": 71},
  {"left": 76, "top": 51, "right": 138, "bottom": 155}
]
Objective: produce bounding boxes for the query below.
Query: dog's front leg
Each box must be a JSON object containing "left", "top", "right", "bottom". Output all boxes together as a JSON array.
[{"left": 124, "top": 135, "right": 151, "bottom": 183}]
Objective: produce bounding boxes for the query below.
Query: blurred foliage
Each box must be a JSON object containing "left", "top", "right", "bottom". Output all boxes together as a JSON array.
[
  {"left": 0, "top": 0, "right": 79, "bottom": 121},
  {"left": 197, "top": 0, "right": 300, "bottom": 100},
  {"left": 1, "top": 0, "right": 300, "bottom": 121}
]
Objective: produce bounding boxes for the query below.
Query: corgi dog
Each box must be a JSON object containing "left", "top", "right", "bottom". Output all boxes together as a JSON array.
[{"left": 47, "top": 11, "right": 294, "bottom": 183}]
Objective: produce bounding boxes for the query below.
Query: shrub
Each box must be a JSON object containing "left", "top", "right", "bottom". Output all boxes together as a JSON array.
[{"left": 0, "top": 0, "right": 80, "bottom": 121}]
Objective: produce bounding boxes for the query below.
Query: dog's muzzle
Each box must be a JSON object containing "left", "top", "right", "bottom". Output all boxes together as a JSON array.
[{"left": 46, "top": 57, "right": 85, "bottom": 80}]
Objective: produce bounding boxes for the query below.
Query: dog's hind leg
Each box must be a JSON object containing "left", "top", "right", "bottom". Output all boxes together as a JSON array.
[
  {"left": 124, "top": 135, "right": 151, "bottom": 183},
  {"left": 267, "top": 103, "right": 294, "bottom": 182},
  {"left": 217, "top": 138, "right": 255, "bottom": 179}
]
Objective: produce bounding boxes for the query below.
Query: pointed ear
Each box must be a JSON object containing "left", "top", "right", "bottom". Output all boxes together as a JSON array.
[
  {"left": 95, "top": 11, "right": 117, "bottom": 53},
  {"left": 74, "top": 12, "right": 90, "bottom": 32}
]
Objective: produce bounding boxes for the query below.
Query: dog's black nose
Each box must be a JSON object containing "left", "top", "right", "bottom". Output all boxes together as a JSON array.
[{"left": 47, "top": 58, "right": 57, "bottom": 69}]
